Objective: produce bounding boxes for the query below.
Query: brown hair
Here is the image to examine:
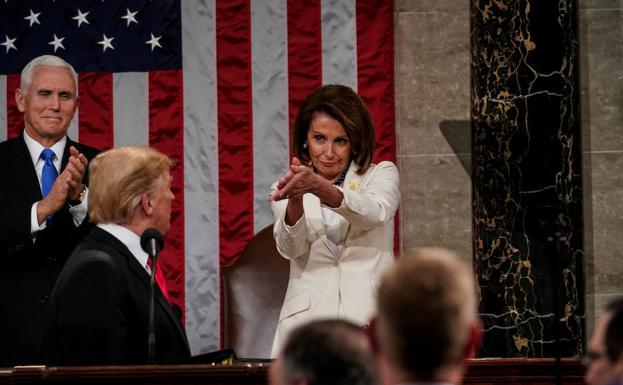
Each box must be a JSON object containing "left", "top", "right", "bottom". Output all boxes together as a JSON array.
[
  {"left": 377, "top": 247, "right": 478, "bottom": 380},
  {"left": 280, "top": 319, "right": 376, "bottom": 385},
  {"left": 88, "top": 146, "right": 173, "bottom": 224},
  {"left": 291, "top": 84, "right": 375, "bottom": 174}
]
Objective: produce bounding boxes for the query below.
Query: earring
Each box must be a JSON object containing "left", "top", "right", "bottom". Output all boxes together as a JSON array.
[{"left": 303, "top": 143, "right": 308, "bottom": 149}]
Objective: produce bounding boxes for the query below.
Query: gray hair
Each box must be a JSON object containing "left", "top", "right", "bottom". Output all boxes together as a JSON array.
[{"left": 20, "top": 55, "right": 78, "bottom": 95}]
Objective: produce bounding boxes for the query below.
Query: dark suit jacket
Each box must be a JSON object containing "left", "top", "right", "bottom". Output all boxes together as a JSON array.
[
  {"left": 0, "top": 134, "right": 99, "bottom": 366},
  {"left": 43, "top": 227, "right": 191, "bottom": 365}
]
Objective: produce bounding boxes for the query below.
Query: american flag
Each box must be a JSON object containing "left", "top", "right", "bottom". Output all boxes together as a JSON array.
[{"left": 0, "top": 0, "right": 395, "bottom": 354}]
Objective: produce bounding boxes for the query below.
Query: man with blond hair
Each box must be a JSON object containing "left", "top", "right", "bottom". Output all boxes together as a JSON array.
[
  {"left": 43, "top": 146, "right": 189, "bottom": 365},
  {"left": 0, "top": 55, "right": 98, "bottom": 365},
  {"left": 374, "top": 247, "right": 481, "bottom": 385}
]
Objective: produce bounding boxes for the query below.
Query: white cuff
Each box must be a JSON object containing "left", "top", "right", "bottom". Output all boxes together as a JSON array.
[
  {"left": 68, "top": 187, "right": 89, "bottom": 226},
  {"left": 283, "top": 213, "right": 305, "bottom": 236},
  {"left": 31, "top": 202, "right": 47, "bottom": 234}
]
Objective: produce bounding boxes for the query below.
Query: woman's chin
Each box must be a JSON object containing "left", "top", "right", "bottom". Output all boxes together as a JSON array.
[{"left": 317, "top": 171, "right": 339, "bottom": 181}]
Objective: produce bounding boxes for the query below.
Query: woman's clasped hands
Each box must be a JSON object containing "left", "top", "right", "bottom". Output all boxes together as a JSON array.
[{"left": 269, "top": 157, "right": 319, "bottom": 202}]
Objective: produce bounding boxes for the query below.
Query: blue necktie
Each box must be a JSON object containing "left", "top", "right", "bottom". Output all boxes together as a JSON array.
[{"left": 40, "top": 148, "right": 58, "bottom": 198}]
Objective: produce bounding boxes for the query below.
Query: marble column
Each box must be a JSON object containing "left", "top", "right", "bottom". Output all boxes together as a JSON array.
[{"left": 471, "top": 0, "right": 584, "bottom": 357}]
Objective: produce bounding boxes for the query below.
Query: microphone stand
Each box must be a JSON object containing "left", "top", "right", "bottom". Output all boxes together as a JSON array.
[{"left": 147, "top": 239, "right": 159, "bottom": 364}]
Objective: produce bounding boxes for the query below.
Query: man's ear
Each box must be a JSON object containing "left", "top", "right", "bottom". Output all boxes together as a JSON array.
[
  {"left": 15, "top": 88, "right": 26, "bottom": 113},
  {"left": 140, "top": 192, "right": 153, "bottom": 215},
  {"left": 464, "top": 320, "right": 483, "bottom": 359}
]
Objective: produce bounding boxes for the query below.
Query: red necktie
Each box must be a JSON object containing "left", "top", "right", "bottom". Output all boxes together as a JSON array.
[{"left": 147, "top": 257, "right": 171, "bottom": 302}]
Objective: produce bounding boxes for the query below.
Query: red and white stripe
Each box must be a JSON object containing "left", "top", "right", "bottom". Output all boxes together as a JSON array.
[{"left": 0, "top": 0, "right": 395, "bottom": 355}]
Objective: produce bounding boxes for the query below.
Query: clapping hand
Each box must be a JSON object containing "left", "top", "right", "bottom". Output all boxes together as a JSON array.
[
  {"left": 64, "top": 146, "right": 88, "bottom": 201},
  {"left": 269, "top": 157, "right": 319, "bottom": 201}
]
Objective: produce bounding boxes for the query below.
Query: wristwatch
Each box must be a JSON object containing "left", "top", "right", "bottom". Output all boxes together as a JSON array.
[{"left": 68, "top": 185, "right": 87, "bottom": 206}]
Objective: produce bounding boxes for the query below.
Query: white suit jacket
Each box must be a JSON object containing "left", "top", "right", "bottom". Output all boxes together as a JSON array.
[{"left": 270, "top": 160, "right": 400, "bottom": 356}]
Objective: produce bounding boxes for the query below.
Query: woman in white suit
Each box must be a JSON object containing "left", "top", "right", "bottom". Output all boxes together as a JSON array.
[{"left": 269, "top": 85, "right": 400, "bottom": 356}]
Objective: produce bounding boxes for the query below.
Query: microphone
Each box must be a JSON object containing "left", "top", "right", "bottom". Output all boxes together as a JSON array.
[
  {"left": 141, "top": 228, "right": 164, "bottom": 259},
  {"left": 140, "top": 228, "right": 164, "bottom": 364}
]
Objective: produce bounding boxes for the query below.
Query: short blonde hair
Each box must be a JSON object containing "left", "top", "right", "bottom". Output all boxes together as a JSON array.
[
  {"left": 377, "top": 247, "right": 477, "bottom": 380},
  {"left": 88, "top": 146, "right": 173, "bottom": 224}
]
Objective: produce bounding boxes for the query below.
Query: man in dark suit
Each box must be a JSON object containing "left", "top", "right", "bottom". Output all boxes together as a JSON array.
[
  {"left": 43, "top": 146, "right": 190, "bottom": 365},
  {"left": 372, "top": 248, "right": 482, "bottom": 385},
  {"left": 0, "top": 55, "right": 99, "bottom": 366}
]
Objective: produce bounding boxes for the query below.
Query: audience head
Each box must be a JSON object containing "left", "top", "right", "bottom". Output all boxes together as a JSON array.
[
  {"left": 16, "top": 55, "right": 79, "bottom": 146},
  {"left": 585, "top": 298, "right": 623, "bottom": 385},
  {"left": 375, "top": 247, "right": 481, "bottom": 385},
  {"left": 291, "top": 84, "right": 376, "bottom": 174},
  {"left": 269, "top": 319, "right": 376, "bottom": 385},
  {"left": 88, "top": 146, "right": 174, "bottom": 235}
]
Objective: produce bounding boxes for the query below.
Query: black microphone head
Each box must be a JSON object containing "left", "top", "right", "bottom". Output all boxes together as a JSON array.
[{"left": 140, "top": 228, "right": 164, "bottom": 256}]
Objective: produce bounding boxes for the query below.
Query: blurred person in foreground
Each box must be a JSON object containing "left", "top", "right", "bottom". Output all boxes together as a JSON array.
[
  {"left": 269, "top": 319, "right": 376, "bottom": 385},
  {"left": 268, "top": 84, "right": 400, "bottom": 356},
  {"left": 585, "top": 298, "right": 623, "bottom": 385},
  {"left": 43, "top": 146, "right": 190, "bottom": 365},
  {"left": 0, "top": 54, "right": 98, "bottom": 365},
  {"left": 373, "top": 247, "right": 482, "bottom": 385}
]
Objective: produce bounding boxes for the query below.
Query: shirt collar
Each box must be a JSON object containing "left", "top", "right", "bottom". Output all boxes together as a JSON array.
[
  {"left": 97, "top": 223, "right": 150, "bottom": 272},
  {"left": 23, "top": 129, "right": 67, "bottom": 167}
]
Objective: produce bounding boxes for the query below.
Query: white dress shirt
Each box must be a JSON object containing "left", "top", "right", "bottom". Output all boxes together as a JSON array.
[{"left": 98, "top": 223, "right": 151, "bottom": 275}]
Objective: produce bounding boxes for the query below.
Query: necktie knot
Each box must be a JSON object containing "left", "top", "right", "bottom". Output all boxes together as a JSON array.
[{"left": 41, "top": 148, "right": 55, "bottom": 163}]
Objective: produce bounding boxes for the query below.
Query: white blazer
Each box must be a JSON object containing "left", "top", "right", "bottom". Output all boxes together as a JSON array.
[{"left": 270, "top": 160, "right": 400, "bottom": 356}]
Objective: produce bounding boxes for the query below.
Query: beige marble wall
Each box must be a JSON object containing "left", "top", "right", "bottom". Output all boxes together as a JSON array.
[
  {"left": 396, "top": 0, "right": 623, "bottom": 338},
  {"left": 395, "top": 1, "right": 472, "bottom": 263},
  {"left": 579, "top": 0, "right": 623, "bottom": 334}
]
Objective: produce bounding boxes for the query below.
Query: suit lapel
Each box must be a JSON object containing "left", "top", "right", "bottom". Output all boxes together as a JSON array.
[
  {"left": 119, "top": 239, "right": 189, "bottom": 349},
  {"left": 338, "top": 161, "right": 364, "bottom": 237},
  {"left": 60, "top": 137, "right": 72, "bottom": 171},
  {"left": 342, "top": 161, "right": 364, "bottom": 192},
  {"left": 9, "top": 134, "right": 43, "bottom": 202},
  {"left": 155, "top": 282, "right": 190, "bottom": 349}
]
